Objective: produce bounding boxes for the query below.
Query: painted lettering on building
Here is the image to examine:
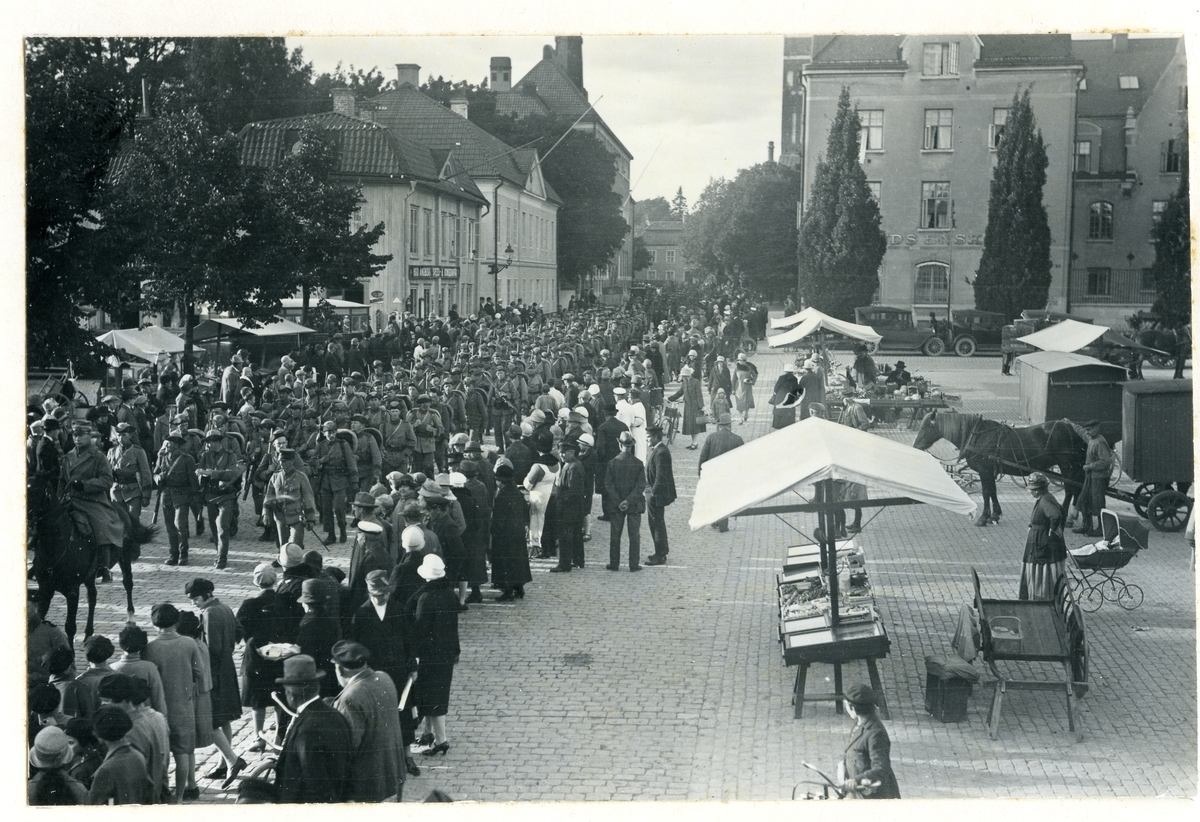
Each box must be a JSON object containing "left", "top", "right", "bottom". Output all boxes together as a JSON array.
[
  {"left": 886, "top": 233, "right": 984, "bottom": 247},
  {"left": 408, "top": 265, "right": 460, "bottom": 280}
]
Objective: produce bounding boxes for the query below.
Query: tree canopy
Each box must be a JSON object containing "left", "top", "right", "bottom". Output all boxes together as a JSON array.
[
  {"left": 1149, "top": 135, "right": 1190, "bottom": 327},
  {"left": 635, "top": 196, "right": 672, "bottom": 228},
  {"left": 670, "top": 187, "right": 688, "bottom": 218},
  {"left": 973, "top": 87, "right": 1053, "bottom": 320},
  {"left": 795, "top": 88, "right": 886, "bottom": 318},
  {"left": 632, "top": 235, "right": 653, "bottom": 273}
]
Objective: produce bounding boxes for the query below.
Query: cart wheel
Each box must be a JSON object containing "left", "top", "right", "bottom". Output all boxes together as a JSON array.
[
  {"left": 1147, "top": 490, "right": 1191, "bottom": 532},
  {"left": 954, "top": 336, "right": 977, "bottom": 357},
  {"left": 1066, "top": 607, "right": 1089, "bottom": 697},
  {"left": 1116, "top": 584, "right": 1144, "bottom": 610},
  {"left": 1133, "top": 483, "right": 1167, "bottom": 517},
  {"left": 1079, "top": 585, "right": 1105, "bottom": 613},
  {"left": 1148, "top": 354, "right": 1173, "bottom": 368}
]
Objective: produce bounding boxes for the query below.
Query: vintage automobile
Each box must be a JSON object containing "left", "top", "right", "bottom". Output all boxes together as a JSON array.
[
  {"left": 946, "top": 309, "right": 1007, "bottom": 357},
  {"left": 854, "top": 306, "right": 944, "bottom": 356}
]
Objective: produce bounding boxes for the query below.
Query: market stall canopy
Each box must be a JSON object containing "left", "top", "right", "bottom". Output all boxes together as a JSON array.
[
  {"left": 278, "top": 298, "right": 368, "bottom": 310},
  {"left": 1016, "top": 319, "right": 1166, "bottom": 355},
  {"left": 95, "top": 325, "right": 186, "bottom": 363},
  {"left": 689, "top": 417, "right": 977, "bottom": 530},
  {"left": 770, "top": 306, "right": 821, "bottom": 329},
  {"left": 766, "top": 310, "right": 882, "bottom": 348},
  {"left": 191, "top": 316, "right": 315, "bottom": 342}
]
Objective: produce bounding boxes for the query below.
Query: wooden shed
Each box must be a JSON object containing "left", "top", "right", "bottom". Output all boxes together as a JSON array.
[
  {"left": 1121, "top": 380, "right": 1194, "bottom": 483},
  {"left": 1017, "top": 351, "right": 1126, "bottom": 443}
]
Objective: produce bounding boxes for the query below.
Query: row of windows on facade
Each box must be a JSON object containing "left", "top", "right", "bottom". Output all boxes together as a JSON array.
[
  {"left": 897, "top": 260, "right": 1155, "bottom": 306},
  {"left": 405, "top": 206, "right": 556, "bottom": 261},
  {"left": 863, "top": 177, "right": 1173, "bottom": 234},
  {"left": 859, "top": 109, "right": 1185, "bottom": 174},
  {"left": 406, "top": 281, "right": 473, "bottom": 318},
  {"left": 646, "top": 248, "right": 676, "bottom": 263}
]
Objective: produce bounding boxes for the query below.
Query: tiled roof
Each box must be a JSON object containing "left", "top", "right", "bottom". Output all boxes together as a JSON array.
[
  {"left": 810, "top": 36, "right": 906, "bottom": 67},
  {"left": 975, "top": 34, "right": 1079, "bottom": 67},
  {"left": 368, "top": 85, "right": 530, "bottom": 186},
  {"left": 1073, "top": 37, "right": 1182, "bottom": 118},
  {"left": 511, "top": 148, "right": 563, "bottom": 205},
  {"left": 499, "top": 56, "right": 632, "bottom": 159},
  {"left": 237, "top": 111, "right": 440, "bottom": 181}
]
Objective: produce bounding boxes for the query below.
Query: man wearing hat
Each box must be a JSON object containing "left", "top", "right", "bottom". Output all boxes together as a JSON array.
[
  {"left": 548, "top": 438, "right": 587, "bottom": 572},
  {"left": 111, "top": 421, "right": 153, "bottom": 541},
  {"left": 603, "top": 432, "right": 647, "bottom": 572},
  {"left": 273, "top": 655, "right": 352, "bottom": 803},
  {"left": 348, "top": 492, "right": 395, "bottom": 610},
  {"left": 408, "top": 395, "right": 444, "bottom": 475},
  {"left": 1074, "top": 420, "right": 1113, "bottom": 538},
  {"left": 770, "top": 363, "right": 802, "bottom": 430},
  {"left": 88, "top": 706, "right": 155, "bottom": 804},
  {"left": 315, "top": 420, "right": 358, "bottom": 544},
  {"left": 60, "top": 420, "right": 127, "bottom": 581},
  {"left": 351, "top": 413, "right": 383, "bottom": 493},
  {"left": 329, "top": 640, "right": 407, "bottom": 801},
  {"left": 698, "top": 413, "right": 745, "bottom": 533},
  {"left": 28, "top": 726, "right": 90, "bottom": 804},
  {"left": 381, "top": 400, "right": 417, "bottom": 475},
  {"left": 883, "top": 360, "right": 911, "bottom": 389},
  {"left": 154, "top": 434, "right": 201, "bottom": 567},
  {"left": 348, "top": 570, "right": 422, "bottom": 776},
  {"left": 196, "top": 430, "right": 246, "bottom": 570},
  {"left": 643, "top": 423, "right": 677, "bottom": 565},
  {"left": 263, "top": 448, "right": 318, "bottom": 548},
  {"left": 839, "top": 683, "right": 901, "bottom": 798},
  {"left": 87, "top": 394, "right": 120, "bottom": 454}
]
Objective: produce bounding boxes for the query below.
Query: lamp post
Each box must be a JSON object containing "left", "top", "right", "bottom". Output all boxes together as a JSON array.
[{"left": 490, "top": 244, "right": 515, "bottom": 308}]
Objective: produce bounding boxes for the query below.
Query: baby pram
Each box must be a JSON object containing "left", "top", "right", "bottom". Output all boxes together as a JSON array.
[{"left": 1067, "top": 508, "right": 1149, "bottom": 612}]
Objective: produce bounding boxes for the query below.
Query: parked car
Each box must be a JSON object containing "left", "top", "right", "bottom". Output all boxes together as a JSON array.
[
  {"left": 854, "top": 306, "right": 944, "bottom": 356},
  {"left": 946, "top": 309, "right": 1007, "bottom": 357}
]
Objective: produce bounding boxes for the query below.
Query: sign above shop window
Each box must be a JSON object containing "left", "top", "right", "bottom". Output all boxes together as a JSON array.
[{"left": 409, "top": 265, "right": 460, "bottom": 280}]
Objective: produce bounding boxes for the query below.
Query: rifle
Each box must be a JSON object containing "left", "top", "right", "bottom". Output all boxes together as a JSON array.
[{"left": 151, "top": 486, "right": 162, "bottom": 525}]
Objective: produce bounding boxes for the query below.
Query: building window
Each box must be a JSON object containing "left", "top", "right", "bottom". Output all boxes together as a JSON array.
[
  {"left": 1118, "top": 75, "right": 1140, "bottom": 90},
  {"left": 1088, "top": 202, "right": 1114, "bottom": 240},
  {"left": 1180, "top": 84, "right": 1188, "bottom": 111},
  {"left": 859, "top": 110, "right": 884, "bottom": 152},
  {"left": 914, "top": 262, "right": 950, "bottom": 304},
  {"left": 666, "top": 270, "right": 675, "bottom": 280},
  {"left": 1151, "top": 199, "right": 1168, "bottom": 226},
  {"left": 423, "top": 208, "right": 434, "bottom": 256},
  {"left": 1074, "top": 141, "right": 1092, "bottom": 174},
  {"left": 867, "top": 181, "right": 881, "bottom": 201},
  {"left": 990, "top": 109, "right": 1009, "bottom": 149},
  {"left": 1086, "top": 267, "right": 1112, "bottom": 296},
  {"left": 922, "top": 42, "right": 959, "bottom": 76},
  {"left": 468, "top": 218, "right": 477, "bottom": 258},
  {"left": 409, "top": 205, "right": 419, "bottom": 255},
  {"left": 648, "top": 249, "right": 657, "bottom": 263},
  {"left": 921, "top": 182, "right": 951, "bottom": 229},
  {"left": 666, "top": 249, "right": 676, "bottom": 263},
  {"left": 648, "top": 269, "right": 656, "bottom": 279},
  {"left": 923, "top": 109, "right": 953, "bottom": 150},
  {"left": 1162, "top": 139, "right": 1182, "bottom": 173}
]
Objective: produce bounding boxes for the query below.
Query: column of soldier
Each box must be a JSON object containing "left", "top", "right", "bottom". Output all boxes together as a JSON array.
[{"left": 27, "top": 291, "right": 773, "bottom": 804}]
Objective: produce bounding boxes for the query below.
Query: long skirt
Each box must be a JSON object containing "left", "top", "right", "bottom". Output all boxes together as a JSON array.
[{"left": 1019, "top": 559, "right": 1066, "bottom": 601}]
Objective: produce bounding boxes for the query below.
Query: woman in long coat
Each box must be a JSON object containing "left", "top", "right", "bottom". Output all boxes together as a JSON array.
[
  {"left": 733, "top": 355, "right": 758, "bottom": 424},
  {"left": 450, "top": 480, "right": 488, "bottom": 604},
  {"left": 235, "top": 564, "right": 289, "bottom": 749},
  {"left": 1019, "top": 473, "right": 1068, "bottom": 600},
  {"left": 425, "top": 495, "right": 468, "bottom": 612},
  {"left": 769, "top": 364, "right": 802, "bottom": 430},
  {"left": 668, "top": 365, "right": 706, "bottom": 449},
  {"left": 490, "top": 463, "right": 532, "bottom": 600},
  {"left": 405, "top": 555, "right": 461, "bottom": 756},
  {"left": 707, "top": 356, "right": 732, "bottom": 401}
]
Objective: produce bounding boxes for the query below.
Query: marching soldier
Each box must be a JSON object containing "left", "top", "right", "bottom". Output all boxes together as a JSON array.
[
  {"left": 380, "top": 400, "right": 416, "bottom": 475},
  {"left": 196, "top": 430, "right": 246, "bottom": 570},
  {"left": 110, "top": 423, "right": 152, "bottom": 542},
  {"left": 350, "top": 414, "right": 383, "bottom": 493},
  {"left": 155, "top": 433, "right": 200, "bottom": 565},
  {"left": 315, "top": 420, "right": 358, "bottom": 544},
  {"left": 263, "top": 448, "right": 318, "bottom": 548}
]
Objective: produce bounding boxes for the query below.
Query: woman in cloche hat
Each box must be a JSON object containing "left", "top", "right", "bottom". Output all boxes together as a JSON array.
[{"left": 404, "top": 554, "right": 461, "bottom": 758}]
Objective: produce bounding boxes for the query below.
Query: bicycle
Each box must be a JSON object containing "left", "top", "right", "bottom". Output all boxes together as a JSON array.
[{"left": 663, "top": 401, "right": 680, "bottom": 445}]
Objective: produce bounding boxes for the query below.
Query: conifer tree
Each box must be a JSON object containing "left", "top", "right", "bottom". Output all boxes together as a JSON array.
[
  {"left": 796, "top": 87, "right": 886, "bottom": 320},
  {"left": 974, "top": 87, "right": 1052, "bottom": 320},
  {"left": 1149, "top": 135, "right": 1189, "bottom": 327}
]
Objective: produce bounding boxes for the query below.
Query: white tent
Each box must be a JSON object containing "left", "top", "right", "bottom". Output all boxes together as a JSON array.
[
  {"left": 1017, "top": 318, "right": 1168, "bottom": 355},
  {"left": 95, "top": 325, "right": 186, "bottom": 363},
  {"left": 191, "top": 316, "right": 315, "bottom": 341},
  {"left": 770, "top": 306, "right": 821, "bottom": 329},
  {"left": 689, "top": 416, "right": 976, "bottom": 530},
  {"left": 766, "top": 310, "right": 882, "bottom": 349}
]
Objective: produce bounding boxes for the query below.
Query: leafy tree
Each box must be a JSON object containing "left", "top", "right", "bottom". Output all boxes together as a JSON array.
[
  {"left": 973, "top": 87, "right": 1052, "bottom": 320},
  {"left": 682, "top": 177, "right": 733, "bottom": 279},
  {"left": 312, "top": 63, "right": 395, "bottom": 100},
  {"left": 632, "top": 235, "right": 653, "bottom": 273},
  {"left": 635, "top": 196, "right": 672, "bottom": 228},
  {"left": 670, "top": 187, "right": 688, "bottom": 218},
  {"left": 1149, "top": 134, "right": 1190, "bottom": 326},
  {"left": 795, "top": 87, "right": 885, "bottom": 318},
  {"left": 716, "top": 164, "right": 804, "bottom": 296}
]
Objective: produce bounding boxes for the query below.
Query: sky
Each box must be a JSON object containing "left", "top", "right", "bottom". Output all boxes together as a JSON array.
[{"left": 289, "top": 36, "right": 783, "bottom": 209}]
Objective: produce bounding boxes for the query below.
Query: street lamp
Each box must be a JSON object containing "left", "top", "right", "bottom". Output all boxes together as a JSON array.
[{"left": 490, "top": 244, "right": 515, "bottom": 308}]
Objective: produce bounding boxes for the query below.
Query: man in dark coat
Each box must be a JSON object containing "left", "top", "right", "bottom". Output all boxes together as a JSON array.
[
  {"left": 503, "top": 423, "right": 535, "bottom": 485},
  {"left": 769, "top": 363, "right": 802, "bottom": 430},
  {"left": 489, "top": 462, "right": 531, "bottom": 600},
  {"left": 549, "top": 439, "right": 587, "bottom": 572},
  {"left": 329, "top": 640, "right": 406, "bottom": 802},
  {"left": 274, "top": 655, "right": 352, "bottom": 803},
  {"left": 603, "top": 432, "right": 646, "bottom": 572},
  {"left": 698, "top": 413, "right": 745, "bottom": 533},
  {"left": 593, "top": 411, "right": 629, "bottom": 521},
  {"left": 840, "top": 683, "right": 901, "bottom": 799},
  {"left": 643, "top": 424, "right": 677, "bottom": 565}
]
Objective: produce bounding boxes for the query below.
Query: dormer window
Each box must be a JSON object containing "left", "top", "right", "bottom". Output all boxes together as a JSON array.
[
  {"left": 922, "top": 42, "right": 959, "bottom": 76},
  {"left": 1118, "top": 75, "right": 1140, "bottom": 90}
]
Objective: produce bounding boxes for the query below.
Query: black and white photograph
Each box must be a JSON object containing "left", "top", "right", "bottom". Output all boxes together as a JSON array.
[{"left": 13, "top": 2, "right": 1196, "bottom": 812}]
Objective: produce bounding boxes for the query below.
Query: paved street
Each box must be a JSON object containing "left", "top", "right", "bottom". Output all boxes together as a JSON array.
[{"left": 38, "top": 348, "right": 1196, "bottom": 803}]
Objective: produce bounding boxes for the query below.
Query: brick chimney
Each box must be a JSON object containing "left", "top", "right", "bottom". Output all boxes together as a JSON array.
[
  {"left": 450, "top": 96, "right": 469, "bottom": 118},
  {"left": 396, "top": 63, "right": 420, "bottom": 87},
  {"left": 1112, "top": 33, "right": 1128, "bottom": 53},
  {"left": 490, "top": 57, "right": 512, "bottom": 92},
  {"left": 554, "top": 36, "right": 584, "bottom": 90},
  {"left": 768, "top": 141, "right": 775, "bottom": 163},
  {"left": 331, "top": 88, "right": 355, "bottom": 118}
]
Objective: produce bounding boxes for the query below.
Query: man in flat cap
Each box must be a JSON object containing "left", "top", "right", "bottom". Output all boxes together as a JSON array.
[
  {"left": 699, "top": 413, "right": 744, "bottom": 533},
  {"left": 154, "top": 434, "right": 200, "bottom": 566},
  {"left": 603, "top": 432, "right": 647, "bottom": 572},
  {"left": 263, "top": 448, "right": 318, "bottom": 548},
  {"left": 273, "top": 655, "right": 352, "bottom": 803},
  {"left": 643, "top": 423, "right": 676, "bottom": 565},
  {"left": 350, "top": 413, "right": 383, "bottom": 493},
  {"left": 330, "top": 640, "right": 406, "bottom": 802}
]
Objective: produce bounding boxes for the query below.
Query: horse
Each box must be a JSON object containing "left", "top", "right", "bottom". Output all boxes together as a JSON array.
[
  {"left": 912, "top": 410, "right": 1088, "bottom": 528},
  {"left": 28, "top": 486, "right": 137, "bottom": 645}
]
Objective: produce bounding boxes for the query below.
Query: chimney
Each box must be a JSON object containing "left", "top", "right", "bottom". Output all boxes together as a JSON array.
[
  {"left": 554, "top": 35, "right": 584, "bottom": 90},
  {"left": 331, "top": 88, "right": 356, "bottom": 118},
  {"left": 137, "top": 77, "right": 153, "bottom": 123},
  {"left": 768, "top": 141, "right": 775, "bottom": 163},
  {"left": 543, "top": 44, "right": 554, "bottom": 61},
  {"left": 1112, "top": 33, "right": 1128, "bottom": 53},
  {"left": 449, "top": 96, "right": 469, "bottom": 118},
  {"left": 396, "top": 63, "right": 421, "bottom": 87},
  {"left": 490, "top": 56, "right": 512, "bottom": 92}
]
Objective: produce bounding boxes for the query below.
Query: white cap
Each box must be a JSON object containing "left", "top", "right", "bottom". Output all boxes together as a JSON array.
[
  {"left": 401, "top": 525, "right": 426, "bottom": 550},
  {"left": 448, "top": 472, "right": 467, "bottom": 488},
  {"left": 588, "top": 384, "right": 601, "bottom": 397},
  {"left": 579, "top": 433, "right": 595, "bottom": 447},
  {"left": 574, "top": 405, "right": 589, "bottom": 418},
  {"left": 557, "top": 407, "right": 570, "bottom": 419}
]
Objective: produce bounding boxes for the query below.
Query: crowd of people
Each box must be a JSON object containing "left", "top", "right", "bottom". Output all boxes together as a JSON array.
[{"left": 27, "top": 285, "right": 795, "bottom": 805}]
